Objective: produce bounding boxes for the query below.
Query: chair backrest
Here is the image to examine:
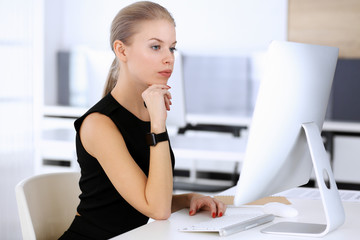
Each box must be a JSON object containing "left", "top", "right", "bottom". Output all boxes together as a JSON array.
[{"left": 15, "top": 172, "right": 81, "bottom": 240}]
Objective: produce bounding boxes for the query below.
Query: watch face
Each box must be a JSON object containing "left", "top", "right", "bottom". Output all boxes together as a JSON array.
[
  {"left": 145, "top": 133, "right": 157, "bottom": 146},
  {"left": 145, "top": 132, "right": 168, "bottom": 146}
]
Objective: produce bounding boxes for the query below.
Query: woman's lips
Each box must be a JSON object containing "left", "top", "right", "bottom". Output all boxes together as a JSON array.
[{"left": 158, "top": 70, "right": 172, "bottom": 78}]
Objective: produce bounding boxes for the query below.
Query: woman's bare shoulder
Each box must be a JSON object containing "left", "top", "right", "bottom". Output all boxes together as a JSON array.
[{"left": 80, "top": 112, "right": 123, "bottom": 155}]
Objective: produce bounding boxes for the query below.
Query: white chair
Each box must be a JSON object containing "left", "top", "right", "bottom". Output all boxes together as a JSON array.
[{"left": 15, "top": 172, "right": 81, "bottom": 240}]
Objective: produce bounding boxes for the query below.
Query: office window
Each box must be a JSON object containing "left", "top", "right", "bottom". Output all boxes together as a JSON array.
[{"left": 0, "top": 0, "right": 43, "bottom": 238}]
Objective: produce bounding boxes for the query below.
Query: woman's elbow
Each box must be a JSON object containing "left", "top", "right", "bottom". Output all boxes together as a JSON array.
[{"left": 150, "top": 208, "right": 171, "bottom": 220}]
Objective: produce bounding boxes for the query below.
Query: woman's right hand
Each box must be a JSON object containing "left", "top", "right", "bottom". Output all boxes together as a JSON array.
[{"left": 142, "top": 84, "right": 172, "bottom": 132}]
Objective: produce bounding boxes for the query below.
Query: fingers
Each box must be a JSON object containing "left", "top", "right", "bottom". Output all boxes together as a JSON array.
[
  {"left": 188, "top": 196, "right": 201, "bottom": 216},
  {"left": 142, "top": 85, "right": 172, "bottom": 108},
  {"left": 147, "top": 84, "right": 171, "bottom": 92},
  {"left": 162, "top": 87, "right": 172, "bottom": 110},
  {"left": 164, "top": 95, "right": 171, "bottom": 111},
  {"left": 164, "top": 90, "right": 172, "bottom": 111},
  {"left": 189, "top": 197, "right": 215, "bottom": 217},
  {"left": 189, "top": 196, "right": 227, "bottom": 218},
  {"left": 142, "top": 85, "right": 172, "bottom": 117},
  {"left": 213, "top": 198, "right": 227, "bottom": 217}
]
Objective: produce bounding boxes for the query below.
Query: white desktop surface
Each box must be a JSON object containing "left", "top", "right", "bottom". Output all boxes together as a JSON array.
[{"left": 111, "top": 189, "right": 360, "bottom": 240}]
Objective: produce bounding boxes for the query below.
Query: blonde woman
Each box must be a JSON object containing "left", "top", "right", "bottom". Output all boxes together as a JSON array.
[{"left": 60, "top": 1, "right": 226, "bottom": 239}]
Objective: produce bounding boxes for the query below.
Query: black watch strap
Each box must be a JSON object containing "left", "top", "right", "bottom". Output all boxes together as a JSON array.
[{"left": 145, "top": 131, "right": 168, "bottom": 146}]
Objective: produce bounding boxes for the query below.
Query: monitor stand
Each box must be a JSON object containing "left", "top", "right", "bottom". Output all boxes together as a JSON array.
[{"left": 261, "top": 122, "right": 345, "bottom": 237}]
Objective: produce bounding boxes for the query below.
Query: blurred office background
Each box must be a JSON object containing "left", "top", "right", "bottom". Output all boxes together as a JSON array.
[{"left": 1, "top": 0, "right": 360, "bottom": 239}]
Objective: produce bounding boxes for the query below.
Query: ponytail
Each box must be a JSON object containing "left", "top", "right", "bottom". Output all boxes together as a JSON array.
[{"left": 103, "top": 58, "right": 119, "bottom": 97}]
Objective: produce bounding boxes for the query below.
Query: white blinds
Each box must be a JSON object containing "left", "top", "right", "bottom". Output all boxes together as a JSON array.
[{"left": 0, "top": 0, "right": 43, "bottom": 238}]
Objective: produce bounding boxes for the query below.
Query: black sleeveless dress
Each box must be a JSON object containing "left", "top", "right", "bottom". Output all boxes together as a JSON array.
[{"left": 59, "top": 93, "right": 175, "bottom": 239}]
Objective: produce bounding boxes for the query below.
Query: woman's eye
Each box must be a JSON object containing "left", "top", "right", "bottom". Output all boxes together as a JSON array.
[
  {"left": 170, "top": 47, "right": 177, "bottom": 53},
  {"left": 151, "top": 45, "right": 160, "bottom": 50}
]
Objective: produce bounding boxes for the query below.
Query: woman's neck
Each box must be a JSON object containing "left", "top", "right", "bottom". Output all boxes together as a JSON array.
[{"left": 111, "top": 75, "right": 150, "bottom": 122}]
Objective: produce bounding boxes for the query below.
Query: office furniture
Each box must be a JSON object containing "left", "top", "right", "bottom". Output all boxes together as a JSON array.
[
  {"left": 171, "top": 133, "right": 246, "bottom": 193},
  {"left": 186, "top": 114, "right": 360, "bottom": 188},
  {"left": 37, "top": 51, "right": 360, "bottom": 188},
  {"left": 40, "top": 114, "right": 246, "bottom": 193},
  {"left": 39, "top": 108, "right": 360, "bottom": 187},
  {"left": 40, "top": 116, "right": 80, "bottom": 173},
  {"left": 111, "top": 187, "right": 360, "bottom": 240},
  {"left": 15, "top": 172, "right": 81, "bottom": 240}
]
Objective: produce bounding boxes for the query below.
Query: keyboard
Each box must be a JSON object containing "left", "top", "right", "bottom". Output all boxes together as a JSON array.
[{"left": 179, "top": 208, "right": 274, "bottom": 237}]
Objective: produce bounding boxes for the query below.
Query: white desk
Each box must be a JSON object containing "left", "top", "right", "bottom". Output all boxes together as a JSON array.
[
  {"left": 112, "top": 188, "right": 360, "bottom": 240},
  {"left": 43, "top": 107, "right": 360, "bottom": 134},
  {"left": 170, "top": 134, "right": 246, "bottom": 161},
  {"left": 187, "top": 113, "right": 360, "bottom": 134}
]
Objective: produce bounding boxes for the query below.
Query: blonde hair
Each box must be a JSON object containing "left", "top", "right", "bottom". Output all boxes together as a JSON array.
[{"left": 103, "top": 1, "right": 175, "bottom": 97}]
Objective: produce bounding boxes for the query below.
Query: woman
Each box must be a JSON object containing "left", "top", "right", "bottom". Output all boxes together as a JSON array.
[{"left": 60, "top": 1, "right": 226, "bottom": 239}]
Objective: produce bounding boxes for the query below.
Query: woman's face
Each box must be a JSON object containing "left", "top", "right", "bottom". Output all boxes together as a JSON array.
[{"left": 125, "top": 19, "right": 177, "bottom": 87}]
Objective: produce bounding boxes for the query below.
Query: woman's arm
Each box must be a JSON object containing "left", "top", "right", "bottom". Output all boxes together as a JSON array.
[
  {"left": 80, "top": 112, "right": 173, "bottom": 220},
  {"left": 142, "top": 84, "right": 173, "bottom": 218}
]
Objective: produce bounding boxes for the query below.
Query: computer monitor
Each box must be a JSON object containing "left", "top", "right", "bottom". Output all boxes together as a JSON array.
[{"left": 234, "top": 41, "right": 345, "bottom": 237}]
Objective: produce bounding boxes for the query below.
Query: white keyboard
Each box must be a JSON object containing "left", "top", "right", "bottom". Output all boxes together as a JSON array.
[{"left": 179, "top": 209, "right": 274, "bottom": 237}]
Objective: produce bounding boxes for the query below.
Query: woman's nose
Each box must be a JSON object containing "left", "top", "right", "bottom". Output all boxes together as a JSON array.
[{"left": 163, "top": 51, "right": 174, "bottom": 65}]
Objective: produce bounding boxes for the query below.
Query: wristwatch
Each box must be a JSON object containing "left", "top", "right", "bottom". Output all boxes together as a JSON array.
[{"left": 145, "top": 131, "right": 169, "bottom": 146}]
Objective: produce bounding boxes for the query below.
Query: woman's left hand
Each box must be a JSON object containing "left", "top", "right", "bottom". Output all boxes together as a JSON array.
[{"left": 188, "top": 193, "right": 227, "bottom": 218}]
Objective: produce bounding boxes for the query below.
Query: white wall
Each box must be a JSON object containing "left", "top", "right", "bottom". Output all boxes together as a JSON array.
[
  {"left": 61, "top": 0, "right": 288, "bottom": 53},
  {"left": 44, "top": 0, "right": 288, "bottom": 105}
]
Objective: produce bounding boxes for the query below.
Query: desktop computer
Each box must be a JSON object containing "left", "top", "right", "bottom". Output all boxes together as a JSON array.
[{"left": 234, "top": 40, "right": 344, "bottom": 237}]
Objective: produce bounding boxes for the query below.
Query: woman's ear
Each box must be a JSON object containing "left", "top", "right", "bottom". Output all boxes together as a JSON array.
[{"left": 113, "top": 40, "right": 127, "bottom": 62}]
